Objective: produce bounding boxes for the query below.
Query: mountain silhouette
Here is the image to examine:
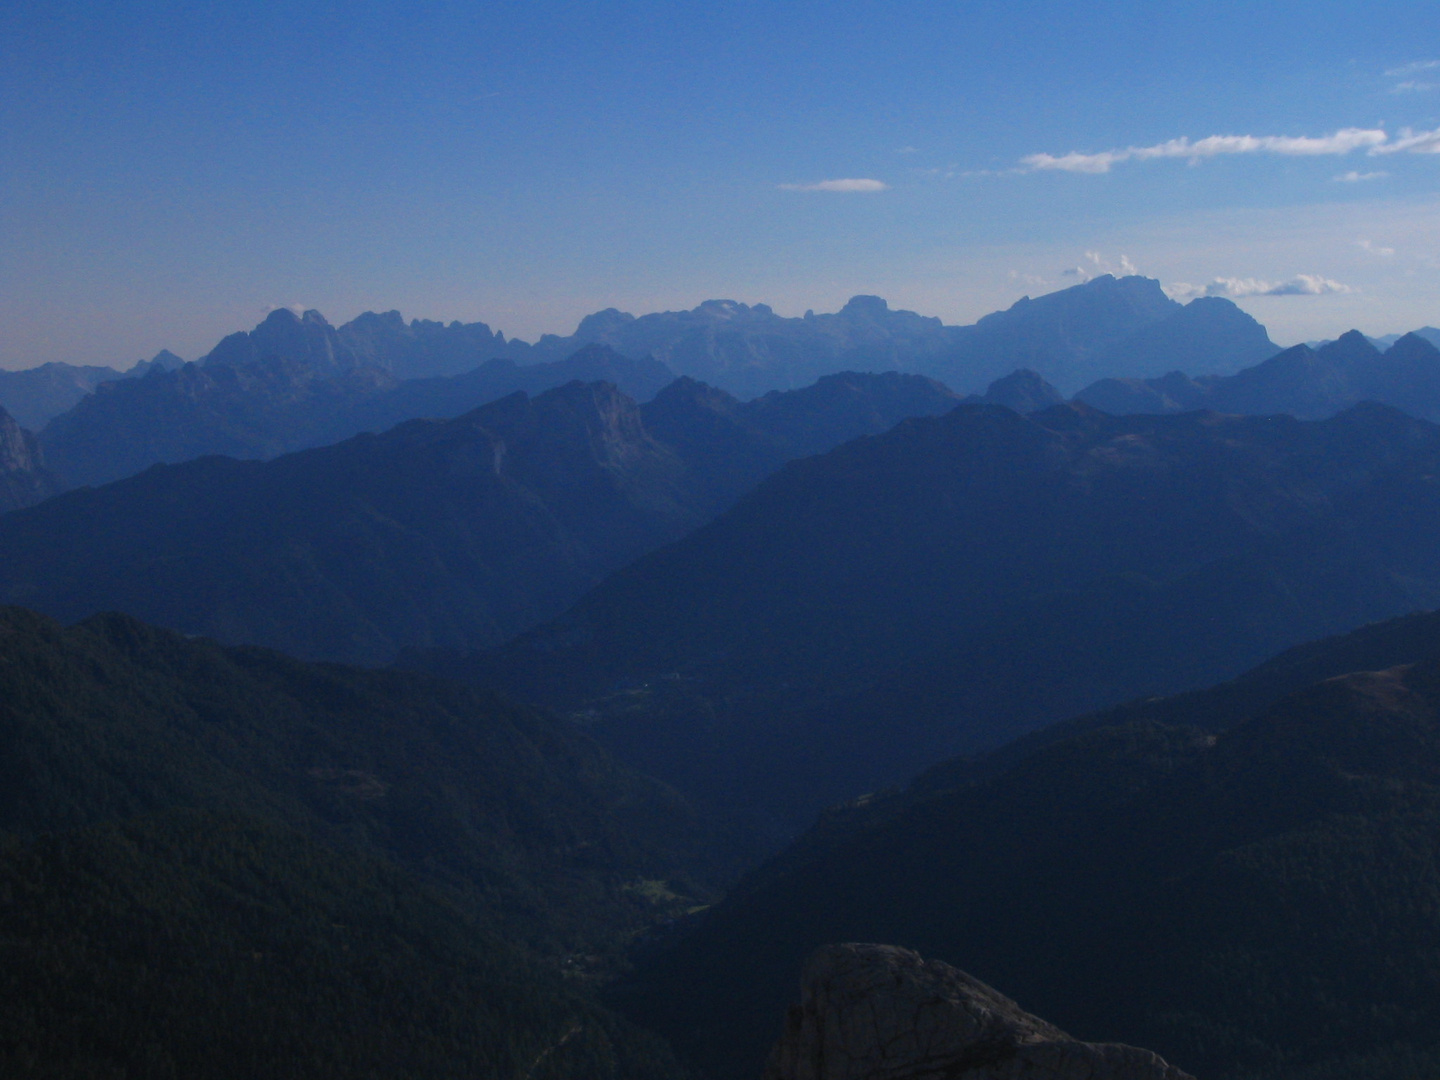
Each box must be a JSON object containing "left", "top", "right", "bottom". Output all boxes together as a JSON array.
[{"left": 1076, "top": 330, "right": 1440, "bottom": 422}]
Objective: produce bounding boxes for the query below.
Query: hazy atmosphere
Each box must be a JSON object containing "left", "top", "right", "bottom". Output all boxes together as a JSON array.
[
  {"left": 7, "top": 6, "right": 1440, "bottom": 1080},
  {"left": 3, "top": 0, "right": 1439, "bottom": 366}
]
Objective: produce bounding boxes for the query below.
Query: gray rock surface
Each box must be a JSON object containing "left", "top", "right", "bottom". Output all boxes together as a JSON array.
[
  {"left": 0, "top": 405, "right": 59, "bottom": 513},
  {"left": 764, "top": 944, "right": 1193, "bottom": 1080}
]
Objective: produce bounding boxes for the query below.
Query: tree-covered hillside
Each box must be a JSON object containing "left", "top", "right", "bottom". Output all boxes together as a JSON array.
[
  {"left": 616, "top": 642, "right": 1440, "bottom": 1080},
  {"left": 0, "top": 605, "right": 730, "bottom": 1077}
]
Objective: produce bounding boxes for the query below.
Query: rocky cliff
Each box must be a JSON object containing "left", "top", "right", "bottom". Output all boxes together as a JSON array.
[
  {"left": 764, "top": 944, "right": 1192, "bottom": 1080},
  {"left": 0, "top": 405, "right": 59, "bottom": 513}
]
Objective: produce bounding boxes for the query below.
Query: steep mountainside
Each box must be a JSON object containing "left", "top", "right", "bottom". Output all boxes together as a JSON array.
[
  {"left": 1085, "top": 295, "right": 1277, "bottom": 381},
  {"left": 0, "top": 605, "right": 722, "bottom": 946},
  {"left": 37, "top": 310, "right": 674, "bottom": 489},
  {"left": 639, "top": 371, "right": 961, "bottom": 514},
  {"left": 1076, "top": 330, "right": 1440, "bottom": 422},
  {"left": 444, "top": 401, "right": 1440, "bottom": 825},
  {"left": 619, "top": 643, "right": 1440, "bottom": 1080},
  {"left": 1, "top": 374, "right": 959, "bottom": 664},
  {"left": 922, "top": 275, "right": 1180, "bottom": 392},
  {"left": 959, "top": 369, "right": 1065, "bottom": 413},
  {"left": 4, "top": 382, "right": 701, "bottom": 664},
  {"left": 0, "top": 811, "right": 686, "bottom": 1080},
  {"left": 0, "top": 360, "right": 138, "bottom": 429},
  {"left": 40, "top": 309, "right": 398, "bottom": 487},
  {"left": 322, "top": 342, "right": 676, "bottom": 445},
  {"left": 0, "top": 604, "right": 710, "bottom": 1077},
  {"left": 0, "top": 406, "right": 60, "bottom": 514}
]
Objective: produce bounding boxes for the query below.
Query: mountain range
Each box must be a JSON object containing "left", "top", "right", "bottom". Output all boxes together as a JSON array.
[
  {"left": 0, "top": 372, "right": 959, "bottom": 664},
  {"left": 39, "top": 309, "right": 677, "bottom": 489},
  {"left": 435, "top": 398, "right": 1440, "bottom": 828},
  {"left": 16, "top": 276, "right": 1291, "bottom": 491},
  {"left": 616, "top": 610, "right": 1440, "bottom": 1080},
  {"left": 0, "top": 351, "right": 182, "bottom": 430},
  {"left": 451, "top": 276, "right": 1277, "bottom": 397},
  {"left": 1075, "top": 329, "right": 1440, "bottom": 421},
  {"left": 4, "top": 270, "right": 1440, "bottom": 1079}
]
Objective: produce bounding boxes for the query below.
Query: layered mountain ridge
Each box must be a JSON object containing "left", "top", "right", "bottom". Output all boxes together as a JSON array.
[
  {"left": 1076, "top": 329, "right": 1440, "bottom": 421},
  {"left": 0, "top": 372, "right": 959, "bottom": 664},
  {"left": 25, "top": 276, "right": 1288, "bottom": 490},
  {"left": 441, "top": 399, "right": 1440, "bottom": 826},
  {"left": 618, "top": 617, "right": 1440, "bottom": 1080}
]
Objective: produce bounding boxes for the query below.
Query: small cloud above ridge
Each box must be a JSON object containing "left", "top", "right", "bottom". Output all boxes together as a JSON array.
[
  {"left": 778, "top": 178, "right": 889, "bottom": 193},
  {"left": 1335, "top": 170, "right": 1389, "bottom": 182},
  {"left": 1167, "top": 275, "right": 1354, "bottom": 299}
]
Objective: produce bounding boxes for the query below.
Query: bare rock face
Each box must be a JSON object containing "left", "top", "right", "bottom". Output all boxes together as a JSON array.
[
  {"left": 0, "top": 405, "right": 59, "bottom": 513},
  {"left": 764, "top": 944, "right": 1194, "bottom": 1080}
]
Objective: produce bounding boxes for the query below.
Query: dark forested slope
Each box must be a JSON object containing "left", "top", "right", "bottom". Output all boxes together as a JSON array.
[
  {"left": 4, "top": 382, "right": 703, "bottom": 663},
  {"left": 620, "top": 638, "right": 1440, "bottom": 1080},
  {"left": 0, "top": 604, "right": 717, "bottom": 1076},
  {"left": 446, "top": 401, "right": 1440, "bottom": 823},
  {"left": 0, "top": 811, "right": 686, "bottom": 1080}
]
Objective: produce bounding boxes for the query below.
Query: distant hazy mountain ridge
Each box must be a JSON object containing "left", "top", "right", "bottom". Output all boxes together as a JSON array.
[
  {"left": 22, "top": 277, "right": 1294, "bottom": 489},
  {"left": 1076, "top": 330, "right": 1440, "bottom": 421}
]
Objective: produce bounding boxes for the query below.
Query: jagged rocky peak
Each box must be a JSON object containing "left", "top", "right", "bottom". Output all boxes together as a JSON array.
[
  {"left": 764, "top": 944, "right": 1194, "bottom": 1080},
  {"left": 976, "top": 368, "right": 1065, "bottom": 414},
  {"left": 574, "top": 306, "right": 638, "bottom": 339},
  {"left": 840, "top": 294, "right": 890, "bottom": 316},
  {"left": 202, "top": 306, "right": 359, "bottom": 373}
]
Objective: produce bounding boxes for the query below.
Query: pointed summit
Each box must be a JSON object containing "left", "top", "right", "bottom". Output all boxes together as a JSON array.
[{"left": 969, "top": 368, "right": 1065, "bottom": 413}]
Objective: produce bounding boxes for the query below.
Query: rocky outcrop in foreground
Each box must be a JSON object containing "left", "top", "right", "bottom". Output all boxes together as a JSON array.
[{"left": 764, "top": 944, "right": 1193, "bottom": 1080}]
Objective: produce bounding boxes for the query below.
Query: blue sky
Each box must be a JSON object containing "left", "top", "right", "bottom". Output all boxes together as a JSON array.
[{"left": 2, "top": 0, "right": 1439, "bottom": 367}]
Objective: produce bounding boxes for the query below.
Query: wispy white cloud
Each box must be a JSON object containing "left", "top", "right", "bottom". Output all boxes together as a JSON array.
[
  {"left": 1371, "top": 127, "right": 1440, "bottom": 154},
  {"left": 1008, "top": 270, "right": 1050, "bottom": 288},
  {"left": 1335, "top": 170, "right": 1389, "bottom": 182},
  {"left": 1168, "top": 275, "right": 1354, "bottom": 299},
  {"left": 1023, "top": 128, "right": 1388, "bottom": 173},
  {"left": 896, "top": 146, "right": 918, "bottom": 155},
  {"left": 778, "top": 178, "right": 889, "bottom": 192},
  {"left": 1391, "top": 80, "right": 1437, "bottom": 93},
  {"left": 1385, "top": 60, "right": 1440, "bottom": 77},
  {"left": 1358, "top": 239, "right": 1396, "bottom": 256}
]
